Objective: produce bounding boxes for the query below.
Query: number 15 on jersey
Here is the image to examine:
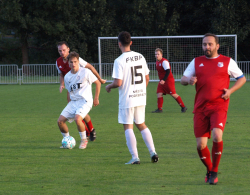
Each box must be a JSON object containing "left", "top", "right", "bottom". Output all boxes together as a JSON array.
[{"left": 131, "top": 65, "right": 143, "bottom": 85}]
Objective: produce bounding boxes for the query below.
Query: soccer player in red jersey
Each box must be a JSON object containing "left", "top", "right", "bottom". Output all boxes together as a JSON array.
[
  {"left": 181, "top": 33, "right": 246, "bottom": 185},
  {"left": 152, "top": 48, "right": 187, "bottom": 113},
  {"left": 56, "top": 41, "right": 106, "bottom": 141}
]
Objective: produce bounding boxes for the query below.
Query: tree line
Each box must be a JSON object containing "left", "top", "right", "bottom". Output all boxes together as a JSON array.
[{"left": 1, "top": 0, "right": 250, "bottom": 66}]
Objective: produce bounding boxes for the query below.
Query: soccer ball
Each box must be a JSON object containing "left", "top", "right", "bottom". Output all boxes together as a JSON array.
[{"left": 62, "top": 136, "right": 76, "bottom": 149}]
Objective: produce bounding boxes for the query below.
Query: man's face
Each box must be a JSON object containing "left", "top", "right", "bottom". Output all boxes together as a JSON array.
[
  {"left": 69, "top": 57, "right": 79, "bottom": 73},
  {"left": 155, "top": 51, "right": 162, "bottom": 61},
  {"left": 58, "top": 44, "right": 70, "bottom": 59},
  {"left": 202, "top": 36, "right": 219, "bottom": 58}
]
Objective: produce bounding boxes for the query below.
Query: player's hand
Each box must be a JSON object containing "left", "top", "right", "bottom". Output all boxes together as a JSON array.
[
  {"left": 221, "top": 88, "right": 231, "bottom": 100},
  {"left": 189, "top": 76, "right": 197, "bottom": 85},
  {"left": 160, "top": 80, "right": 165, "bottom": 85},
  {"left": 93, "top": 98, "right": 99, "bottom": 106},
  {"left": 105, "top": 85, "right": 111, "bottom": 93},
  {"left": 60, "top": 85, "right": 65, "bottom": 93},
  {"left": 101, "top": 79, "right": 107, "bottom": 84}
]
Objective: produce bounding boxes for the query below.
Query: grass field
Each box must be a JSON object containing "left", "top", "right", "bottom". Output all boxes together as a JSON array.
[{"left": 0, "top": 82, "right": 250, "bottom": 195}]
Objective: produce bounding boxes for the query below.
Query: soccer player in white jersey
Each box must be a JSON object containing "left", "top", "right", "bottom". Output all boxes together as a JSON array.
[
  {"left": 57, "top": 51, "right": 101, "bottom": 149},
  {"left": 105, "top": 31, "right": 158, "bottom": 164},
  {"left": 56, "top": 41, "right": 106, "bottom": 141}
]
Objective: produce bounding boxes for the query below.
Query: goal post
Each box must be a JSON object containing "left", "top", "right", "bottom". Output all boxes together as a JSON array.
[{"left": 98, "top": 35, "right": 237, "bottom": 81}]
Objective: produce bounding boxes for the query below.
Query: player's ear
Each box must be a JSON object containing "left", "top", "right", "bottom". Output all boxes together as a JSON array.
[
  {"left": 130, "top": 41, "right": 132, "bottom": 46},
  {"left": 216, "top": 43, "right": 220, "bottom": 51}
]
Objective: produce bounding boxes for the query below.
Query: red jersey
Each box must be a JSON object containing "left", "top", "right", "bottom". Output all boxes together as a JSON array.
[
  {"left": 194, "top": 55, "right": 230, "bottom": 113},
  {"left": 156, "top": 58, "right": 174, "bottom": 82},
  {"left": 56, "top": 57, "right": 71, "bottom": 76}
]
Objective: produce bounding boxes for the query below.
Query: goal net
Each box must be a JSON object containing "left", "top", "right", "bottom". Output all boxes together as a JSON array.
[{"left": 98, "top": 35, "right": 237, "bottom": 81}]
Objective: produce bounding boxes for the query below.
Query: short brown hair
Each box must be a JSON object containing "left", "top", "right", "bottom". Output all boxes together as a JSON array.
[
  {"left": 67, "top": 51, "right": 79, "bottom": 61},
  {"left": 118, "top": 31, "right": 131, "bottom": 46},
  {"left": 155, "top": 48, "right": 163, "bottom": 55},
  {"left": 57, "top": 41, "right": 69, "bottom": 48},
  {"left": 203, "top": 33, "right": 219, "bottom": 44}
]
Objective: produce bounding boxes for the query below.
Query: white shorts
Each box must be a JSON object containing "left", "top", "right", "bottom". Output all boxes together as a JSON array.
[
  {"left": 118, "top": 105, "right": 145, "bottom": 124},
  {"left": 60, "top": 99, "right": 91, "bottom": 123}
]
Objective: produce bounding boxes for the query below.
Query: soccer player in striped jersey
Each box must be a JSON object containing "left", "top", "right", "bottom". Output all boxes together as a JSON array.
[
  {"left": 106, "top": 31, "right": 158, "bottom": 164},
  {"left": 181, "top": 33, "right": 246, "bottom": 185}
]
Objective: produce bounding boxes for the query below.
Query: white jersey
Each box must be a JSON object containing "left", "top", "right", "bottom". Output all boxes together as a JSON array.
[
  {"left": 112, "top": 51, "right": 150, "bottom": 108},
  {"left": 56, "top": 57, "right": 87, "bottom": 74},
  {"left": 64, "top": 67, "right": 97, "bottom": 107}
]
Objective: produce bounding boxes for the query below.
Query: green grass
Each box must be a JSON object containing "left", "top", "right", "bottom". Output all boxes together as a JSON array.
[{"left": 0, "top": 82, "right": 250, "bottom": 195}]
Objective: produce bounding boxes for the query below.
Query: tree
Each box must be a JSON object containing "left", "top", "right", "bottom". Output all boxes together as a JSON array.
[{"left": 0, "top": 0, "right": 80, "bottom": 64}]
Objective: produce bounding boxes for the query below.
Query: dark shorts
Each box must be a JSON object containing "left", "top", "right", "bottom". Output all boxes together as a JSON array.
[{"left": 193, "top": 109, "right": 227, "bottom": 138}]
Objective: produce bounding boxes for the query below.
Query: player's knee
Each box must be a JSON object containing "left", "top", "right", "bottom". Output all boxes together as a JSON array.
[
  {"left": 57, "top": 119, "right": 64, "bottom": 127},
  {"left": 213, "top": 135, "right": 222, "bottom": 142},
  {"left": 74, "top": 115, "right": 83, "bottom": 125},
  {"left": 197, "top": 142, "right": 207, "bottom": 150},
  {"left": 212, "top": 128, "right": 223, "bottom": 142}
]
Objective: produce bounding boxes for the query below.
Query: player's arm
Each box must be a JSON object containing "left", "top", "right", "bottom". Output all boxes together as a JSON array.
[
  {"left": 221, "top": 76, "right": 246, "bottom": 100},
  {"left": 93, "top": 79, "right": 101, "bottom": 106},
  {"left": 85, "top": 63, "right": 106, "bottom": 84},
  {"left": 105, "top": 79, "right": 122, "bottom": 93},
  {"left": 145, "top": 74, "right": 149, "bottom": 87},
  {"left": 59, "top": 73, "right": 65, "bottom": 93},
  {"left": 160, "top": 61, "right": 170, "bottom": 85},
  {"left": 181, "top": 59, "right": 196, "bottom": 86},
  {"left": 181, "top": 75, "right": 197, "bottom": 86},
  {"left": 222, "top": 59, "right": 247, "bottom": 100}
]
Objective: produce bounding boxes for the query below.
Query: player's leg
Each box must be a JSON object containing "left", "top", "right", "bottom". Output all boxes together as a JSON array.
[
  {"left": 67, "top": 91, "right": 93, "bottom": 137},
  {"left": 209, "top": 128, "right": 223, "bottom": 185},
  {"left": 196, "top": 137, "right": 212, "bottom": 182},
  {"left": 58, "top": 101, "right": 75, "bottom": 148},
  {"left": 81, "top": 119, "right": 90, "bottom": 139},
  {"left": 209, "top": 110, "right": 226, "bottom": 185},
  {"left": 123, "top": 124, "right": 140, "bottom": 164},
  {"left": 135, "top": 106, "right": 158, "bottom": 163},
  {"left": 75, "top": 114, "right": 88, "bottom": 149},
  {"left": 67, "top": 91, "right": 71, "bottom": 103},
  {"left": 152, "top": 82, "right": 165, "bottom": 113},
  {"left": 119, "top": 108, "right": 140, "bottom": 164},
  {"left": 170, "top": 93, "right": 187, "bottom": 112},
  {"left": 152, "top": 92, "right": 164, "bottom": 113},
  {"left": 75, "top": 100, "right": 92, "bottom": 149},
  {"left": 84, "top": 114, "right": 96, "bottom": 141},
  {"left": 194, "top": 113, "right": 213, "bottom": 183},
  {"left": 58, "top": 115, "right": 69, "bottom": 137}
]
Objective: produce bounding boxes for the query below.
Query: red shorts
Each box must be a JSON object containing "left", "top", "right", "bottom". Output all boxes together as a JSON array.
[
  {"left": 156, "top": 80, "right": 176, "bottom": 95},
  {"left": 193, "top": 109, "right": 227, "bottom": 138}
]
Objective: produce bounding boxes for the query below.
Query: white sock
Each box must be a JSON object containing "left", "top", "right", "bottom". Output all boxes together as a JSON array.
[
  {"left": 125, "top": 129, "right": 138, "bottom": 159},
  {"left": 79, "top": 131, "right": 87, "bottom": 140},
  {"left": 61, "top": 132, "right": 69, "bottom": 137},
  {"left": 141, "top": 128, "right": 156, "bottom": 156}
]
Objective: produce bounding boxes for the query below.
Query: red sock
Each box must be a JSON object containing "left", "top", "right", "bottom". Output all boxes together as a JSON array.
[
  {"left": 211, "top": 141, "right": 223, "bottom": 172},
  {"left": 197, "top": 146, "right": 212, "bottom": 172},
  {"left": 157, "top": 97, "right": 163, "bottom": 110},
  {"left": 87, "top": 120, "right": 94, "bottom": 131},
  {"left": 82, "top": 120, "right": 90, "bottom": 137},
  {"left": 175, "top": 96, "right": 185, "bottom": 108}
]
